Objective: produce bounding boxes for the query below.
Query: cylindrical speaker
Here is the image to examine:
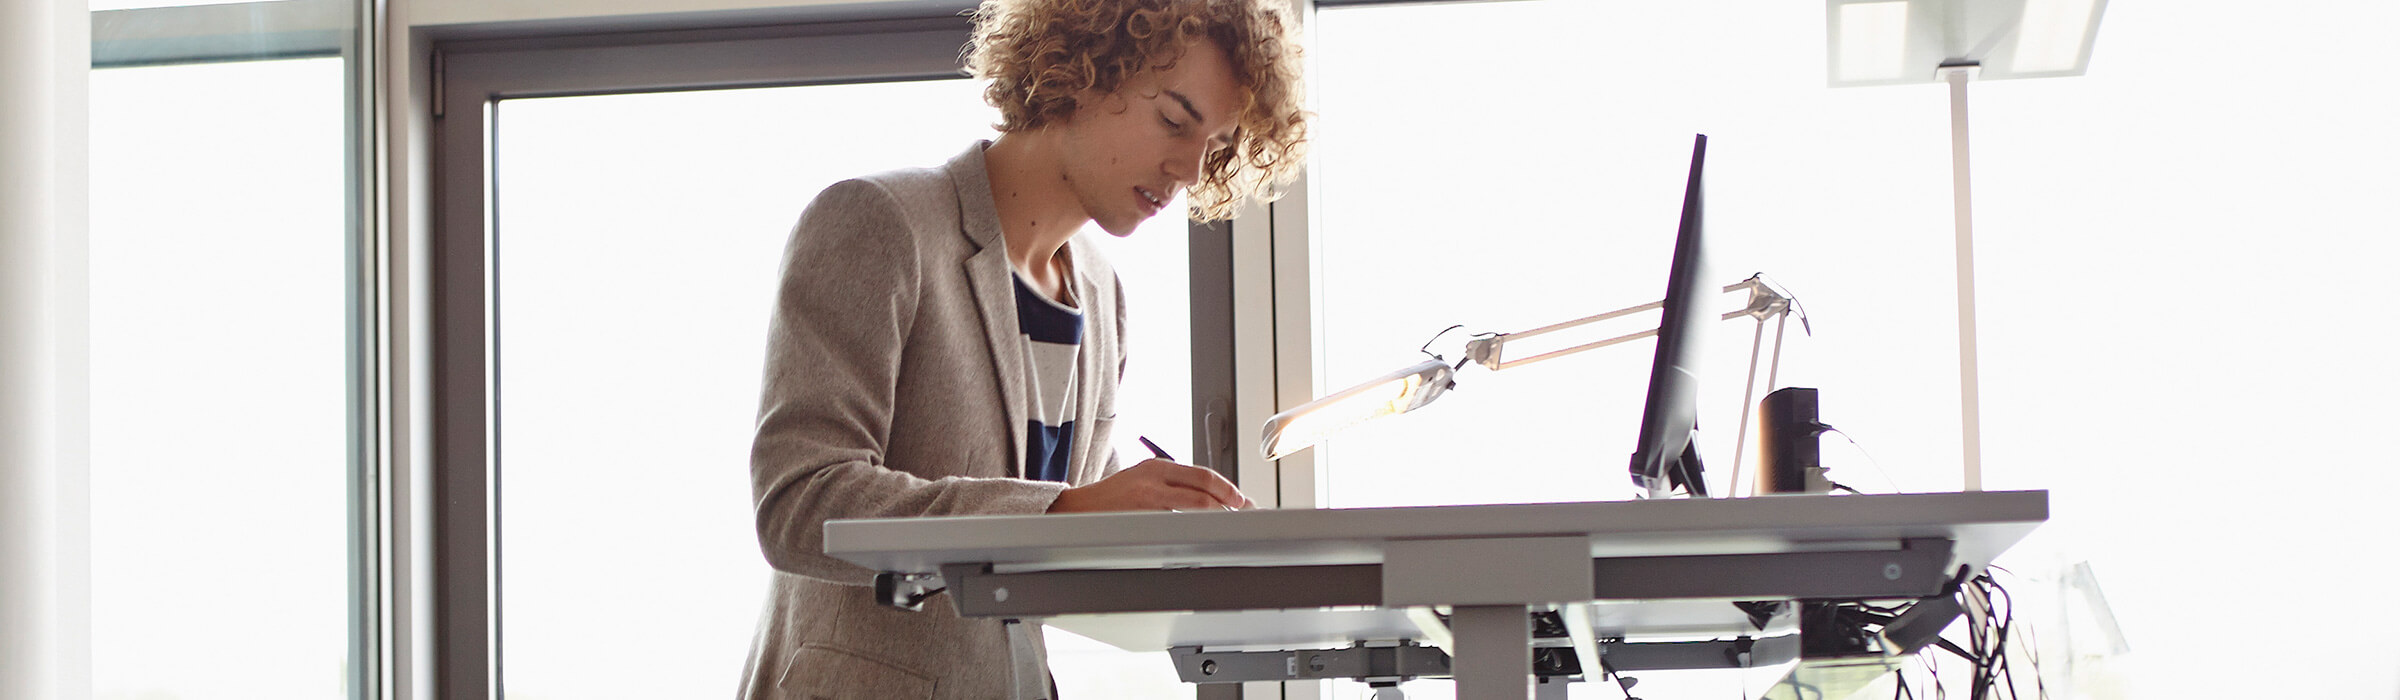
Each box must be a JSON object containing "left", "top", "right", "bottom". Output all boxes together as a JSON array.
[{"left": 1756, "top": 387, "right": 1823, "bottom": 495}]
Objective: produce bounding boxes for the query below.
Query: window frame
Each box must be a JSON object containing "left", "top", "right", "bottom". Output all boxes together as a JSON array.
[{"left": 418, "top": 9, "right": 1258, "bottom": 698}]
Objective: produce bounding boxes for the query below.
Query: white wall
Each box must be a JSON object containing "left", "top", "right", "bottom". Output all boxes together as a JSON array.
[{"left": 0, "top": 1, "right": 92, "bottom": 699}]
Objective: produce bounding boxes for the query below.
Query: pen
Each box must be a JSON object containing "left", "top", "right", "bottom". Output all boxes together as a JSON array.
[{"left": 1138, "top": 435, "right": 1174, "bottom": 461}]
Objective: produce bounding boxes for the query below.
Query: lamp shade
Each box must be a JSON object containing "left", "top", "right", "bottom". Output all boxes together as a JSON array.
[
  {"left": 1826, "top": 0, "right": 2106, "bottom": 87},
  {"left": 1259, "top": 359, "right": 1455, "bottom": 461}
]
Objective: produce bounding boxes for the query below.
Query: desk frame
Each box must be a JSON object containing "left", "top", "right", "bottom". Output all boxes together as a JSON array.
[{"left": 830, "top": 491, "right": 2046, "bottom": 700}]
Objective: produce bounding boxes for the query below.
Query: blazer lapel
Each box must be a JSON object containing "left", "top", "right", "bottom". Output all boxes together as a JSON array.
[
  {"left": 1063, "top": 239, "right": 1106, "bottom": 486},
  {"left": 950, "top": 144, "right": 1031, "bottom": 479}
]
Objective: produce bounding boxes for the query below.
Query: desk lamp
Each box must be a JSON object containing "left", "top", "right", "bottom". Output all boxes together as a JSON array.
[
  {"left": 1825, "top": 0, "right": 2106, "bottom": 491},
  {"left": 1258, "top": 276, "right": 1802, "bottom": 496}
]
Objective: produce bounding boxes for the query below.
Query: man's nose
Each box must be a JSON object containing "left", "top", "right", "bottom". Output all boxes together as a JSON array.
[{"left": 1165, "top": 140, "right": 1208, "bottom": 187}]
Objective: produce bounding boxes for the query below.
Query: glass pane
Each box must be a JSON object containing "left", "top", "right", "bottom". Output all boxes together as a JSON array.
[
  {"left": 493, "top": 78, "right": 1192, "bottom": 699},
  {"left": 1310, "top": 0, "right": 1889, "bottom": 511},
  {"left": 1312, "top": 1, "right": 2400, "bottom": 699},
  {"left": 88, "top": 56, "right": 352, "bottom": 700}
]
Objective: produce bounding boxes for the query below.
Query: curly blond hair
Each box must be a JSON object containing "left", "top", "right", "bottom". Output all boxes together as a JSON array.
[{"left": 967, "top": 0, "right": 1309, "bottom": 221}]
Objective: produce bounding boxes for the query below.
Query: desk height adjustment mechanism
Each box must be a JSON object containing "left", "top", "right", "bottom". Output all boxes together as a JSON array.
[{"left": 873, "top": 571, "right": 946, "bottom": 612}]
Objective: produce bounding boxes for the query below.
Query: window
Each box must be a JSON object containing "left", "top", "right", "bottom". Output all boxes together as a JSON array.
[
  {"left": 1303, "top": 0, "right": 2400, "bottom": 698},
  {"left": 445, "top": 23, "right": 1196, "bottom": 698},
  {"left": 1308, "top": 0, "right": 1956, "bottom": 510},
  {"left": 87, "top": 3, "right": 372, "bottom": 699}
]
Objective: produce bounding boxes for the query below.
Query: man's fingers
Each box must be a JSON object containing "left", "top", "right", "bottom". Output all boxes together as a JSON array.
[
  {"left": 1151, "top": 462, "right": 1246, "bottom": 508},
  {"left": 1080, "top": 460, "right": 1250, "bottom": 511},
  {"left": 1199, "top": 469, "right": 1249, "bottom": 508},
  {"left": 1161, "top": 487, "right": 1222, "bottom": 511}
]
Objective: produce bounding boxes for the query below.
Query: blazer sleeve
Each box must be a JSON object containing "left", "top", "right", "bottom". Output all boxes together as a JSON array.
[{"left": 749, "top": 178, "right": 1068, "bottom": 585}]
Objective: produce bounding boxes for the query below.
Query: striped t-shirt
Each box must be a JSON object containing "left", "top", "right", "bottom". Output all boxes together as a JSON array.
[{"left": 1012, "top": 271, "right": 1083, "bottom": 483}]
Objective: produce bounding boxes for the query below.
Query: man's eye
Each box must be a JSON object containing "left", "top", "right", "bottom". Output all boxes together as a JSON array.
[{"left": 1160, "top": 115, "right": 1182, "bottom": 131}]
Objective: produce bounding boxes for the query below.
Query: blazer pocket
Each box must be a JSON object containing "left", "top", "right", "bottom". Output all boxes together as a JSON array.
[{"left": 777, "top": 643, "right": 936, "bottom": 700}]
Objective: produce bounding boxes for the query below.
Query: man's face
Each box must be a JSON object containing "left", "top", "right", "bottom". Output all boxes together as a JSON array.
[{"left": 1057, "top": 38, "right": 1242, "bottom": 237}]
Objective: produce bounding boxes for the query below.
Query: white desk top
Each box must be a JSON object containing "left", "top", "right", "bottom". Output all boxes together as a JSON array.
[
  {"left": 826, "top": 490, "right": 2047, "bottom": 575},
  {"left": 828, "top": 490, "right": 2047, "bottom": 655}
]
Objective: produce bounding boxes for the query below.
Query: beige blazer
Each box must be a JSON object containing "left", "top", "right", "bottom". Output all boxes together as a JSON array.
[{"left": 737, "top": 143, "right": 1127, "bottom": 700}]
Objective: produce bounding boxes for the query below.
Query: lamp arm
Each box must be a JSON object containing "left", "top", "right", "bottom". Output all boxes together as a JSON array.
[{"left": 1462, "top": 275, "right": 1795, "bottom": 372}]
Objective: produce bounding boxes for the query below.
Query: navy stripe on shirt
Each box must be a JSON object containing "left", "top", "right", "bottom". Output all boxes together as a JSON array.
[
  {"left": 1012, "top": 277, "right": 1085, "bottom": 344},
  {"left": 1025, "top": 420, "right": 1076, "bottom": 483}
]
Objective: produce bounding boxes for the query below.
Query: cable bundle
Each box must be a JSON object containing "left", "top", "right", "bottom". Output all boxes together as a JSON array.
[{"left": 1894, "top": 568, "right": 2044, "bottom": 700}]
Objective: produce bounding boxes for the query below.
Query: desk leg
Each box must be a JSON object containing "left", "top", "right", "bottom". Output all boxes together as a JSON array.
[
  {"left": 1533, "top": 676, "right": 1570, "bottom": 700},
  {"left": 1449, "top": 605, "right": 1532, "bottom": 700}
]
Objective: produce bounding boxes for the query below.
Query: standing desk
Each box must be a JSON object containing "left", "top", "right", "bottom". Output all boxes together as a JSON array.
[{"left": 826, "top": 490, "right": 2047, "bottom": 700}]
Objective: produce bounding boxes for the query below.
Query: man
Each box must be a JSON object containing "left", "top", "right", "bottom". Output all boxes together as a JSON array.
[{"left": 737, "top": 0, "right": 1309, "bottom": 697}]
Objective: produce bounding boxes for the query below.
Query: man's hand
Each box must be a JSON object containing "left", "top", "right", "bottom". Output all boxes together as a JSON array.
[{"left": 1046, "top": 459, "right": 1254, "bottom": 513}]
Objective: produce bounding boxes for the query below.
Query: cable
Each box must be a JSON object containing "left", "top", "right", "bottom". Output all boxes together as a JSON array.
[
  {"left": 1992, "top": 571, "right": 2042, "bottom": 699},
  {"left": 1947, "top": 570, "right": 2036, "bottom": 700},
  {"left": 1885, "top": 567, "right": 2048, "bottom": 700},
  {"left": 2018, "top": 593, "right": 2048, "bottom": 700},
  {"left": 1418, "top": 324, "right": 1464, "bottom": 359},
  {"left": 1819, "top": 425, "right": 1903, "bottom": 494},
  {"left": 1595, "top": 657, "right": 1642, "bottom": 700},
  {"left": 1925, "top": 646, "right": 1945, "bottom": 700},
  {"left": 1964, "top": 574, "right": 1995, "bottom": 699},
  {"left": 1983, "top": 567, "right": 2048, "bottom": 700}
]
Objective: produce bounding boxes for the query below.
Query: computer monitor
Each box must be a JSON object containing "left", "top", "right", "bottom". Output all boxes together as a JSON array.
[{"left": 1628, "top": 134, "right": 1712, "bottom": 499}]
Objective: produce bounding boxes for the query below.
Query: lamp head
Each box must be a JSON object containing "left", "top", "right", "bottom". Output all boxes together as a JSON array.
[
  {"left": 1259, "top": 359, "right": 1455, "bottom": 461},
  {"left": 1826, "top": 0, "right": 2106, "bottom": 87}
]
